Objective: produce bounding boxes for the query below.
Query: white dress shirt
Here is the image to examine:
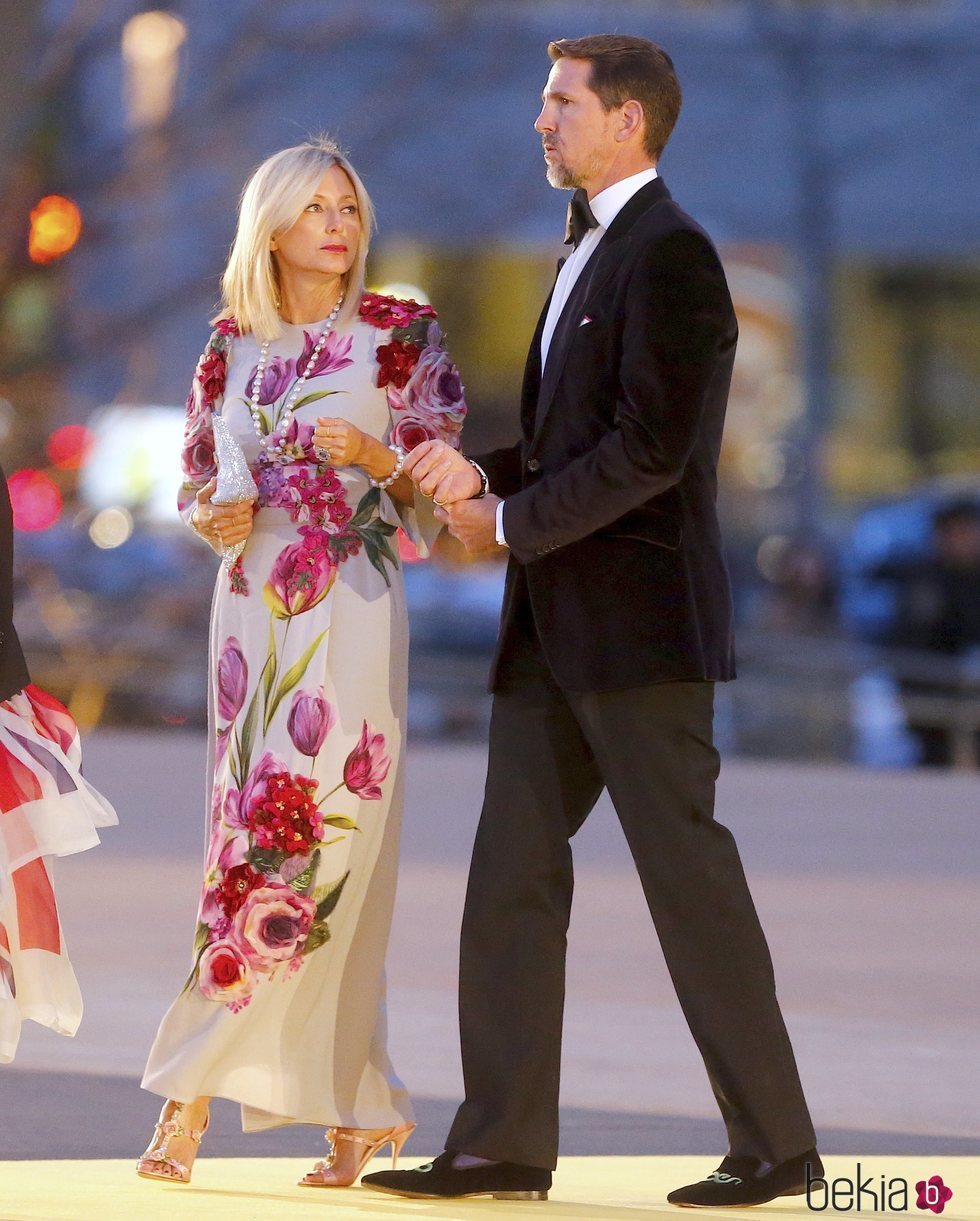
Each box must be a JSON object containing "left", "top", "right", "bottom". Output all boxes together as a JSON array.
[{"left": 495, "top": 167, "right": 659, "bottom": 546}]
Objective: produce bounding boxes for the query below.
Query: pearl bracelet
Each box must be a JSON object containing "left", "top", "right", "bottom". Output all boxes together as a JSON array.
[{"left": 370, "top": 444, "right": 406, "bottom": 490}]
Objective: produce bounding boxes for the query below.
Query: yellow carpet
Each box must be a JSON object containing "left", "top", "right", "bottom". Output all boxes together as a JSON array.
[{"left": 0, "top": 1156, "right": 977, "bottom": 1221}]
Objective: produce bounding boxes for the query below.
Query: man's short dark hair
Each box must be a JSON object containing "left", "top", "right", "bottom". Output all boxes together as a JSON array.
[{"left": 548, "top": 34, "right": 682, "bottom": 161}]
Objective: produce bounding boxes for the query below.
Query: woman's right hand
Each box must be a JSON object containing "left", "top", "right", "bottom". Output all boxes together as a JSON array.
[{"left": 191, "top": 478, "right": 256, "bottom": 553}]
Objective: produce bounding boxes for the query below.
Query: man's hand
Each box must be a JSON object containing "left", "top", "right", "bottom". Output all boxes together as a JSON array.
[
  {"left": 435, "top": 494, "right": 502, "bottom": 554},
  {"left": 404, "top": 439, "right": 480, "bottom": 505}
]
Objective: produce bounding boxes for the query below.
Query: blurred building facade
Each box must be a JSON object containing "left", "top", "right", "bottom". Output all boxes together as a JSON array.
[
  {"left": 0, "top": 0, "right": 978, "bottom": 756},
  {"left": 4, "top": 2, "right": 979, "bottom": 488}
]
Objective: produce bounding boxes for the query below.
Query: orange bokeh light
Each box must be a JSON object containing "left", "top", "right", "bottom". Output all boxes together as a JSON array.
[
  {"left": 28, "top": 195, "right": 83, "bottom": 265},
  {"left": 47, "top": 424, "right": 94, "bottom": 470}
]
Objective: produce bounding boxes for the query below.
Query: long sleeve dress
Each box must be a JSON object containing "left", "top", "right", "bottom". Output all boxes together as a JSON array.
[
  {"left": 141, "top": 293, "right": 465, "bottom": 1131},
  {"left": 0, "top": 463, "right": 117, "bottom": 1063}
]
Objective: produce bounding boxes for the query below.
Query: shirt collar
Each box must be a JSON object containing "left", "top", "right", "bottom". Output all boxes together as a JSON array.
[{"left": 588, "top": 167, "right": 659, "bottom": 230}]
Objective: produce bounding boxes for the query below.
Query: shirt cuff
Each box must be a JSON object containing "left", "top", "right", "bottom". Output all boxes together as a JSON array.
[{"left": 495, "top": 499, "right": 508, "bottom": 548}]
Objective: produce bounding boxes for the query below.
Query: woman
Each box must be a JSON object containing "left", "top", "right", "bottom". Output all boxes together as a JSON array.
[
  {"left": 137, "top": 138, "right": 466, "bottom": 1187},
  {"left": 0, "top": 465, "right": 116, "bottom": 1062}
]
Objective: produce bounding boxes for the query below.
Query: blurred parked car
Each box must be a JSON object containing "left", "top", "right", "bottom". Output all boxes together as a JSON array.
[{"left": 840, "top": 479, "right": 980, "bottom": 767}]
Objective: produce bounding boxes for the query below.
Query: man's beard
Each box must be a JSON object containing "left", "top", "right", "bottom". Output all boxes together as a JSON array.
[{"left": 544, "top": 144, "right": 604, "bottom": 190}]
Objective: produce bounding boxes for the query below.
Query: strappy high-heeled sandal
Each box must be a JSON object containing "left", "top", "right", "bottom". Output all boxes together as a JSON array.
[
  {"left": 299, "top": 1121, "right": 416, "bottom": 1188},
  {"left": 136, "top": 1101, "right": 210, "bottom": 1184}
]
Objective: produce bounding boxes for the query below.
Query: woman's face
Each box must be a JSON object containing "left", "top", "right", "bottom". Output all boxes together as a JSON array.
[{"left": 271, "top": 164, "right": 362, "bottom": 286}]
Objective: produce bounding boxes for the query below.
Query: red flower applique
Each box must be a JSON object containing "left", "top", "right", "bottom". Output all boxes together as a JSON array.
[
  {"left": 359, "top": 291, "right": 436, "bottom": 329},
  {"left": 217, "top": 863, "right": 265, "bottom": 917},
  {"left": 376, "top": 338, "right": 423, "bottom": 389},
  {"left": 247, "top": 772, "right": 324, "bottom": 855}
]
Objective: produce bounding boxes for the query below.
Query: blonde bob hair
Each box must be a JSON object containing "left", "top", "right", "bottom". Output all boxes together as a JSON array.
[{"left": 214, "top": 137, "right": 375, "bottom": 342}]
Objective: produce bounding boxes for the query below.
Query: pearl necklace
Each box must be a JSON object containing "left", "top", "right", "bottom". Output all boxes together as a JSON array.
[{"left": 249, "top": 293, "right": 345, "bottom": 462}]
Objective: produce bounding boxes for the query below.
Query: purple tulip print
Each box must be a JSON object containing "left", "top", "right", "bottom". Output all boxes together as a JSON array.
[
  {"left": 298, "top": 329, "right": 354, "bottom": 379},
  {"left": 287, "top": 687, "right": 337, "bottom": 758},
  {"left": 247, "top": 355, "right": 295, "bottom": 406},
  {"left": 343, "top": 721, "right": 391, "bottom": 800},
  {"left": 216, "top": 637, "right": 248, "bottom": 721}
]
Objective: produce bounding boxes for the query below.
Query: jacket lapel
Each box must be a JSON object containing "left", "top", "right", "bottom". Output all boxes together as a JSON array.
[
  {"left": 530, "top": 176, "right": 672, "bottom": 439},
  {"left": 520, "top": 260, "right": 562, "bottom": 435}
]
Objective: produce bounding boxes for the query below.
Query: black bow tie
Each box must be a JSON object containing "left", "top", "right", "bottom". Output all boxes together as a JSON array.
[{"left": 564, "top": 188, "right": 599, "bottom": 248}]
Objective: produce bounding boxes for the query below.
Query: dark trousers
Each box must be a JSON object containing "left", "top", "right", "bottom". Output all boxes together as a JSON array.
[{"left": 446, "top": 605, "right": 816, "bottom": 1170}]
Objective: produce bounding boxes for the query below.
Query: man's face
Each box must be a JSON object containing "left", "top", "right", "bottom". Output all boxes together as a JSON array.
[{"left": 534, "top": 57, "right": 617, "bottom": 190}]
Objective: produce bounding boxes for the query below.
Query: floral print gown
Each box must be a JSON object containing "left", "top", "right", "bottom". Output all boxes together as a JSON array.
[{"left": 141, "top": 294, "right": 465, "bottom": 1131}]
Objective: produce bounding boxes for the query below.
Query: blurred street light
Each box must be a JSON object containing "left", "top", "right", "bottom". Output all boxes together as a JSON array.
[
  {"left": 47, "top": 423, "right": 94, "bottom": 471},
  {"left": 122, "top": 10, "right": 187, "bottom": 130},
  {"left": 7, "top": 468, "right": 62, "bottom": 531},
  {"left": 89, "top": 506, "right": 134, "bottom": 550},
  {"left": 28, "top": 194, "right": 82, "bottom": 264}
]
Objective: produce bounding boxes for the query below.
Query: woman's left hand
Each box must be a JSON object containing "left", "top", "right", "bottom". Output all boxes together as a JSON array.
[{"left": 313, "top": 417, "right": 367, "bottom": 468}]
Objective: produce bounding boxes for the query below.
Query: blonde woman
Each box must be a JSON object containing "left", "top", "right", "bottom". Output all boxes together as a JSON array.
[{"left": 137, "top": 138, "right": 467, "bottom": 1187}]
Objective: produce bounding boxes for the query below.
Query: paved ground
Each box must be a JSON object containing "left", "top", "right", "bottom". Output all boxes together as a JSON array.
[
  {"left": 4, "top": 1156, "right": 980, "bottom": 1221},
  {"left": 1, "top": 731, "right": 978, "bottom": 1161}
]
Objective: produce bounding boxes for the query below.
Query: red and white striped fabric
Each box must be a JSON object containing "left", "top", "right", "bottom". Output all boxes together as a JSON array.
[{"left": 0, "top": 684, "right": 116, "bottom": 1063}]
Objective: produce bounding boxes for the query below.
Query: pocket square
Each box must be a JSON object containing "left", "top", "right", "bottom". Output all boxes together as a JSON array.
[{"left": 578, "top": 315, "right": 593, "bottom": 327}]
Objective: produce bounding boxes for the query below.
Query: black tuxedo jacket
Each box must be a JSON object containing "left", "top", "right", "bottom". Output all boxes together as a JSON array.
[
  {"left": 474, "top": 176, "right": 737, "bottom": 693},
  {"left": 0, "top": 462, "right": 31, "bottom": 702}
]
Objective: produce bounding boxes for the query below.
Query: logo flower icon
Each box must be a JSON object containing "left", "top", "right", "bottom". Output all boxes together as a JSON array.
[{"left": 916, "top": 1175, "right": 953, "bottom": 1214}]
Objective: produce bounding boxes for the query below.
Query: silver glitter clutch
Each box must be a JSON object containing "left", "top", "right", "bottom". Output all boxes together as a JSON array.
[{"left": 212, "top": 414, "right": 259, "bottom": 569}]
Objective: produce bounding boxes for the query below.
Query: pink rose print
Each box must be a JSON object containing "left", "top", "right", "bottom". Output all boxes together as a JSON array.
[
  {"left": 916, "top": 1176, "right": 953, "bottom": 1214},
  {"left": 400, "top": 343, "right": 466, "bottom": 431},
  {"left": 233, "top": 884, "right": 317, "bottom": 965},
  {"left": 183, "top": 382, "right": 208, "bottom": 435},
  {"left": 182, "top": 421, "right": 216, "bottom": 482},
  {"left": 197, "top": 347, "right": 227, "bottom": 407},
  {"left": 216, "top": 637, "right": 248, "bottom": 722},
  {"left": 343, "top": 720, "right": 391, "bottom": 800},
  {"left": 391, "top": 414, "right": 441, "bottom": 452},
  {"left": 263, "top": 532, "right": 338, "bottom": 619},
  {"left": 287, "top": 687, "right": 337, "bottom": 757},
  {"left": 299, "top": 328, "right": 354, "bottom": 378},
  {"left": 198, "top": 938, "right": 253, "bottom": 1001}
]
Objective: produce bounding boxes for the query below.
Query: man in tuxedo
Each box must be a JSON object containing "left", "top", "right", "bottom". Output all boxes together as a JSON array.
[{"left": 364, "top": 34, "right": 820, "bottom": 1207}]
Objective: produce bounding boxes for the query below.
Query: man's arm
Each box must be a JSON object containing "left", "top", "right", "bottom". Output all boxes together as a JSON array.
[
  {"left": 468, "top": 442, "right": 524, "bottom": 500},
  {"left": 404, "top": 439, "right": 524, "bottom": 505},
  {"left": 502, "top": 228, "right": 735, "bottom": 564}
]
